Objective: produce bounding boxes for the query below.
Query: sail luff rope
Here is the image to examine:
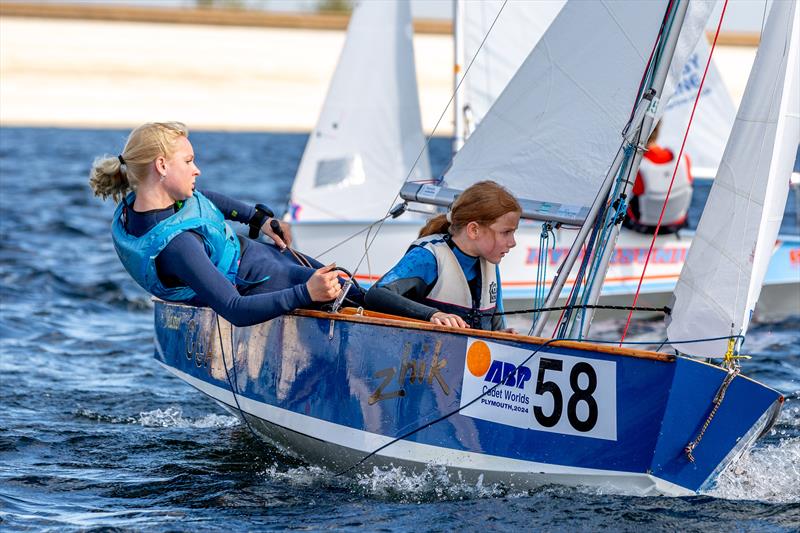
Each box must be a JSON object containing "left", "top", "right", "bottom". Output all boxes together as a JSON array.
[{"left": 619, "top": 0, "right": 731, "bottom": 345}]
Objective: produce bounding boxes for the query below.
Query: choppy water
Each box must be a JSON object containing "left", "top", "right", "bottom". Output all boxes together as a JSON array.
[{"left": 1, "top": 127, "right": 798, "bottom": 531}]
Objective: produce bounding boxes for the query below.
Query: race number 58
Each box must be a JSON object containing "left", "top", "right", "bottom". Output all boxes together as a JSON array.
[{"left": 530, "top": 355, "right": 615, "bottom": 440}]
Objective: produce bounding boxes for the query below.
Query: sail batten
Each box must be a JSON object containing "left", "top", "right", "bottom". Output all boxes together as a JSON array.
[{"left": 667, "top": 0, "right": 799, "bottom": 357}]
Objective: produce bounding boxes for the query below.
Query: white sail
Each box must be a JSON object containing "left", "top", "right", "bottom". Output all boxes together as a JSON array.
[
  {"left": 460, "top": 0, "right": 731, "bottom": 176},
  {"left": 667, "top": 0, "right": 799, "bottom": 357},
  {"left": 289, "top": 0, "right": 431, "bottom": 222},
  {"left": 443, "top": 0, "right": 713, "bottom": 223},
  {"left": 658, "top": 36, "right": 736, "bottom": 178},
  {"left": 460, "top": 0, "right": 563, "bottom": 129}
]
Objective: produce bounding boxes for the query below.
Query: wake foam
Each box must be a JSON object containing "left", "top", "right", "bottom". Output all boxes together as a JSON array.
[
  {"left": 262, "top": 463, "right": 509, "bottom": 502},
  {"left": 135, "top": 407, "right": 239, "bottom": 429},
  {"left": 709, "top": 405, "right": 800, "bottom": 503}
]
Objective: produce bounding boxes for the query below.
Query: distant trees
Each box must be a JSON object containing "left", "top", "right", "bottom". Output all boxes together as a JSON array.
[
  {"left": 195, "top": 0, "right": 244, "bottom": 8},
  {"left": 316, "top": 0, "right": 352, "bottom": 14},
  {"left": 192, "top": 0, "right": 352, "bottom": 15}
]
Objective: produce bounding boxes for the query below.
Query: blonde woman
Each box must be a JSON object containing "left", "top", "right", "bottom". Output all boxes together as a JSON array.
[{"left": 90, "top": 122, "right": 357, "bottom": 326}]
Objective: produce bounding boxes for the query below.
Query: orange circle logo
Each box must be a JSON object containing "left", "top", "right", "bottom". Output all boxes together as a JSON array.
[{"left": 467, "top": 341, "right": 491, "bottom": 377}]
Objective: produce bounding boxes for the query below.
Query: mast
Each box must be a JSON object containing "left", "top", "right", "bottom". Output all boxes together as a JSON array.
[
  {"left": 530, "top": 0, "right": 690, "bottom": 337},
  {"left": 452, "top": 0, "right": 465, "bottom": 154},
  {"left": 572, "top": 0, "right": 690, "bottom": 338}
]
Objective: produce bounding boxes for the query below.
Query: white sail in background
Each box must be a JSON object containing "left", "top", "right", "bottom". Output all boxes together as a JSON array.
[
  {"left": 289, "top": 0, "right": 431, "bottom": 221},
  {"left": 667, "top": 0, "right": 799, "bottom": 357},
  {"left": 460, "top": 0, "right": 563, "bottom": 129},
  {"left": 658, "top": 36, "right": 736, "bottom": 178},
  {"left": 444, "top": 0, "right": 713, "bottom": 223}
]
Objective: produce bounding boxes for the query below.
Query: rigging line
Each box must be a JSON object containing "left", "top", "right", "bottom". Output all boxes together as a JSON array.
[
  {"left": 216, "top": 315, "right": 262, "bottom": 445},
  {"left": 577, "top": 142, "right": 641, "bottom": 336},
  {"left": 313, "top": 214, "right": 391, "bottom": 258},
  {"left": 344, "top": 0, "right": 510, "bottom": 278},
  {"left": 487, "top": 303, "right": 671, "bottom": 317},
  {"left": 335, "top": 338, "right": 561, "bottom": 477},
  {"left": 619, "top": 0, "right": 730, "bottom": 345}
]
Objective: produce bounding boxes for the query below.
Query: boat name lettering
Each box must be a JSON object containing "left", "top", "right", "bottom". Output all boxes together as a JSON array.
[
  {"left": 368, "top": 341, "right": 449, "bottom": 405},
  {"left": 185, "top": 319, "right": 211, "bottom": 368},
  {"left": 525, "top": 247, "right": 687, "bottom": 266}
]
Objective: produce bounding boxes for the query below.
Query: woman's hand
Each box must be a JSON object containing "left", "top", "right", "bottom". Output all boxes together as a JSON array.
[
  {"left": 306, "top": 264, "right": 344, "bottom": 302},
  {"left": 430, "top": 312, "right": 469, "bottom": 328},
  {"left": 261, "top": 218, "right": 293, "bottom": 249}
]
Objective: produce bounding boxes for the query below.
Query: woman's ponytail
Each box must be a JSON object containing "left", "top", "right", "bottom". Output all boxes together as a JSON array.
[{"left": 89, "top": 155, "right": 130, "bottom": 203}]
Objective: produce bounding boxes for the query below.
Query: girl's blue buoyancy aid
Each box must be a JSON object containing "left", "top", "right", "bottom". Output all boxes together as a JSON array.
[{"left": 111, "top": 191, "right": 240, "bottom": 302}]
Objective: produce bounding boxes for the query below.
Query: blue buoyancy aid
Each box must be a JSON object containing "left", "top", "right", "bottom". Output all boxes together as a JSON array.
[
  {"left": 412, "top": 234, "right": 498, "bottom": 330},
  {"left": 111, "top": 191, "right": 240, "bottom": 302}
]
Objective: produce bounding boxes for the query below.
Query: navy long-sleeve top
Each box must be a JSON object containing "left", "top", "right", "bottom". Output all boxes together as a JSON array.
[{"left": 124, "top": 189, "right": 315, "bottom": 327}]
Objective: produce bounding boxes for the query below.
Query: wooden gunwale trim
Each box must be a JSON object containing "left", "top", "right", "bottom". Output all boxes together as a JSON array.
[{"left": 292, "top": 308, "right": 674, "bottom": 363}]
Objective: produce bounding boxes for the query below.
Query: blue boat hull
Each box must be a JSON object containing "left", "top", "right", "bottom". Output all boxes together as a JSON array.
[{"left": 154, "top": 302, "right": 782, "bottom": 496}]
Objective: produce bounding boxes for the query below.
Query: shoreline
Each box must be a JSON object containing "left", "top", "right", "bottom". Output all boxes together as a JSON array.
[{"left": 0, "top": 10, "right": 757, "bottom": 134}]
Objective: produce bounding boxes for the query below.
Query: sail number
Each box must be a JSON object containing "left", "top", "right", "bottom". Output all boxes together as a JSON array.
[
  {"left": 533, "top": 358, "right": 598, "bottom": 432},
  {"left": 526, "top": 354, "right": 615, "bottom": 439}
]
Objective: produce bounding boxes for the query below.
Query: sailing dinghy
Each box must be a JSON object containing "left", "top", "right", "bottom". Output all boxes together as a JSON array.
[
  {"left": 287, "top": 0, "right": 797, "bottom": 317},
  {"left": 155, "top": 0, "right": 795, "bottom": 495}
]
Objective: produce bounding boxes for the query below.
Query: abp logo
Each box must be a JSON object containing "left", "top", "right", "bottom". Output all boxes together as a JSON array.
[{"left": 466, "top": 340, "right": 532, "bottom": 389}]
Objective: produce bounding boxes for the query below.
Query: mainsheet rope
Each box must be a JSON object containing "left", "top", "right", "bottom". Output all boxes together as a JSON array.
[{"left": 620, "top": 0, "right": 731, "bottom": 345}]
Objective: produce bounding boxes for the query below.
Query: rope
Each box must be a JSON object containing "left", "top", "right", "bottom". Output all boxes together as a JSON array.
[
  {"left": 532, "top": 222, "right": 555, "bottom": 325},
  {"left": 684, "top": 364, "right": 740, "bottom": 463},
  {"left": 216, "top": 315, "right": 264, "bottom": 445},
  {"left": 620, "top": 0, "right": 730, "bottom": 345}
]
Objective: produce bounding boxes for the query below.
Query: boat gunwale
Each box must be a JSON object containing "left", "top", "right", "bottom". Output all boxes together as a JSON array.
[
  {"left": 292, "top": 308, "right": 677, "bottom": 363},
  {"left": 154, "top": 299, "right": 675, "bottom": 362}
]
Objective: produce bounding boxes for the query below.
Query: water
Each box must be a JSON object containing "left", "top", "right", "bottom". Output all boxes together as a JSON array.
[{"left": 1, "top": 127, "right": 798, "bottom": 531}]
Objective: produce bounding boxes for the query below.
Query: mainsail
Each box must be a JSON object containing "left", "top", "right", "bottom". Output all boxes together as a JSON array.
[
  {"left": 667, "top": 0, "right": 799, "bottom": 357},
  {"left": 458, "top": 0, "right": 732, "bottom": 178},
  {"left": 443, "top": 0, "right": 714, "bottom": 225},
  {"left": 289, "top": 0, "right": 431, "bottom": 221}
]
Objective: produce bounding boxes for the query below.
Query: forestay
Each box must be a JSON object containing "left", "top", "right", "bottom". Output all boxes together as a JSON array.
[
  {"left": 289, "top": 0, "right": 431, "bottom": 221},
  {"left": 667, "top": 0, "right": 799, "bottom": 357},
  {"left": 443, "top": 0, "right": 714, "bottom": 225}
]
